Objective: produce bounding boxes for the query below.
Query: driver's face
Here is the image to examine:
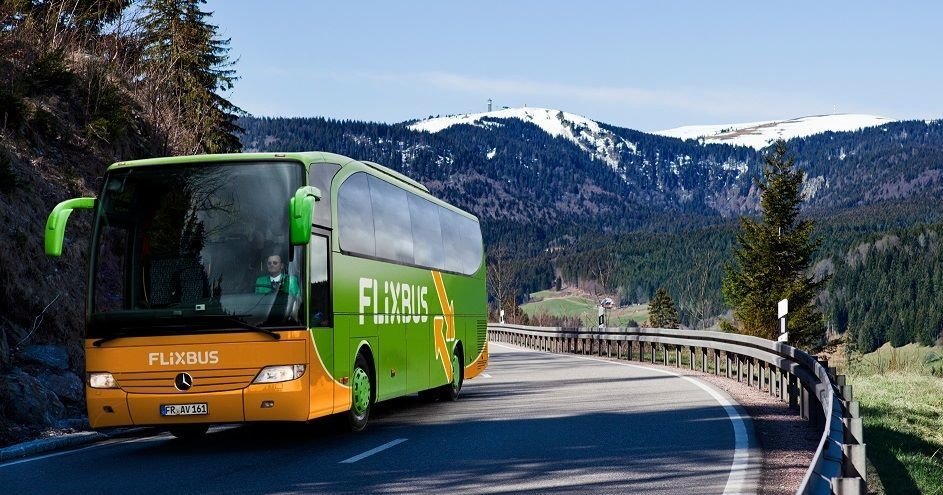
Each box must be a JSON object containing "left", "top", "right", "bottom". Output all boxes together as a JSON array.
[{"left": 266, "top": 256, "right": 283, "bottom": 276}]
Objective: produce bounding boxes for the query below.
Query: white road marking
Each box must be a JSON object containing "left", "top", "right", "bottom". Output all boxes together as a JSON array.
[
  {"left": 491, "top": 341, "right": 755, "bottom": 495},
  {"left": 481, "top": 373, "right": 492, "bottom": 378},
  {"left": 339, "top": 438, "right": 408, "bottom": 464}
]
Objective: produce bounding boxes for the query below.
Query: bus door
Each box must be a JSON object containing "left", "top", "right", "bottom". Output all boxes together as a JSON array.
[{"left": 308, "top": 232, "right": 336, "bottom": 415}]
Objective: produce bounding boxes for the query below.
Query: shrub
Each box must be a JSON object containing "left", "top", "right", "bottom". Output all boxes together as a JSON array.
[
  {"left": 27, "top": 107, "right": 60, "bottom": 140},
  {"left": 23, "top": 51, "right": 76, "bottom": 96},
  {"left": 84, "top": 79, "right": 131, "bottom": 142}
]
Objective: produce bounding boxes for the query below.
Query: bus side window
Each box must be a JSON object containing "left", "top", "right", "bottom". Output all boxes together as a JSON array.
[
  {"left": 308, "top": 163, "right": 341, "bottom": 228},
  {"left": 309, "top": 234, "right": 331, "bottom": 327}
]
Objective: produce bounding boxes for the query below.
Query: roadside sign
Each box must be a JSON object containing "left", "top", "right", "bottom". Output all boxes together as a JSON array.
[{"left": 778, "top": 299, "right": 788, "bottom": 319}]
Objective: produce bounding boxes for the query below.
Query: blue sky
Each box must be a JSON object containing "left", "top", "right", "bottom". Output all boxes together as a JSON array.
[{"left": 205, "top": 1, "right": 943, "bottom": 131}]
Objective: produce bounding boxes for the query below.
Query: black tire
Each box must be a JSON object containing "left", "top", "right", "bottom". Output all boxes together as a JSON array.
[
  {"left": 347, "top": 353, "right": 373, "bottom": 432},
  {"left": 168, "top": 424, "right": 209, "bottom": 441},
  {"left": 440, "top": 346, "right": 464, "bottom": 401}
]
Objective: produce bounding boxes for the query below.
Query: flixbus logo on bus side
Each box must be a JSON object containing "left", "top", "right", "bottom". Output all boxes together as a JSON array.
[{"left": 358, "top": 278, "right": 430, "bottom": 325}]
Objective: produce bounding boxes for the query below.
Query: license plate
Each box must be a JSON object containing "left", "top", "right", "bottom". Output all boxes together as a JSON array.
[{"left": 160, "top": 403, "right": 208, "bottom": 416}]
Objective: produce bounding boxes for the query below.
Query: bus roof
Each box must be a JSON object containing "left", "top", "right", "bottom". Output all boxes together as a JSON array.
[
  {"left": 108, "top": 151, "right": 357, "bottom": 171},
  {"left": 109, "top": 151, "right": 424, "bottom": 192}
]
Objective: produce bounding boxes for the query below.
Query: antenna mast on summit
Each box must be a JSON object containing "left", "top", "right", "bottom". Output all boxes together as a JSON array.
[{"left": 488, "top": 99, "right": 492, "bottom": 112}]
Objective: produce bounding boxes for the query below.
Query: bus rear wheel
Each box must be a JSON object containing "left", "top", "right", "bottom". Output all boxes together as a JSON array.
[
  {"left": 168, "top": 424, "right": 209, "bottom": 441},
  {"left": 347, "top": 354, "right": 373, "bottom": 432}
]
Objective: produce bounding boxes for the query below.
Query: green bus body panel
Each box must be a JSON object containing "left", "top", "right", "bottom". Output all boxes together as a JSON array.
[
  {"left": 317, "top": 156, "right": 485, "bottom": 404},
  {"left": 332, "top": 252, "right": 486, "bottom": 401}
]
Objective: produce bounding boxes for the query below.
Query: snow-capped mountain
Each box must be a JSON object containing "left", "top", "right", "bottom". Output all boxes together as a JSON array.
[
  {"left": 408, "top": 107, "right": 637, "bottom": 169},
  {"left": 654, "top": 114, "right": 895, "bottom": 150},
  {"left": 242, "top": 111, "right": 943, "bottom": 230}
]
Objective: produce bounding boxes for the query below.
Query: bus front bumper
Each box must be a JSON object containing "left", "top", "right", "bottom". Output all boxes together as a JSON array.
[{"left": 87, "top": 378, "right": 310, "bottom": 429}]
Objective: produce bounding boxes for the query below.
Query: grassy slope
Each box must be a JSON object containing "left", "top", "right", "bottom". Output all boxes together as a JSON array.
[
  {"left": 843, "top": 344, "right": 943, "bottom": 495},
  {"left": 521, "top": 290, "right": 648, "bottom": 326}
]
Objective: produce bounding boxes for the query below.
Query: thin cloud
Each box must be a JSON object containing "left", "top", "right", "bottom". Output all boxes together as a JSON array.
[{"left": 339, "top": 70, "right": 830, "bottom": 121}]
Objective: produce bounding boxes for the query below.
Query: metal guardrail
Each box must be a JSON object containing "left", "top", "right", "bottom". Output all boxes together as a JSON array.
[{"left": 488, "top": 324, "right": 866, "bottom": 495}]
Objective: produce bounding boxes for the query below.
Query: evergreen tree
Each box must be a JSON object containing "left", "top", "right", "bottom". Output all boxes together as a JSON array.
[
  {"left": 136, "top": 0, "right": 242, "bottom": 154},
  {"left": 649, "top": 287, "right": 679, "bottom": 328},
  {"left": 722, "top": 141, "right": 827, "bottom": 349}
]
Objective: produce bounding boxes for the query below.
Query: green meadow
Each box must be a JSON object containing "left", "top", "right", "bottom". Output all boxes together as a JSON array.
[
  {"left": 841, "top": 344, "right": 943, "bottom": 495},
  {"left": 521, "top": 290, "right": 648, "bottom": 327}
]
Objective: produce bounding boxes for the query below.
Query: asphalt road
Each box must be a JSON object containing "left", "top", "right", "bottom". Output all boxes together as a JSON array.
[{"left": 0, "top": 343, "right": 760, "bottom": 494}]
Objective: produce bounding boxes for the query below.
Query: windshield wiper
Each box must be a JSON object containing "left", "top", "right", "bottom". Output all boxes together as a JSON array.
[
  {"left": 93, "top": 332, "right": 133, "bottom": 347},
  {"left": 203, "top": 315, "right": 280, "bottom": 340}
]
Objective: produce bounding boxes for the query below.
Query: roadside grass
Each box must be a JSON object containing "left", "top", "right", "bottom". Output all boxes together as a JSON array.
[
  {"left": 521, "top": 290, "right": 648, "bottom": 326},
  {"left": 840, "top": 344, "right": 943, "bottom": 495}
]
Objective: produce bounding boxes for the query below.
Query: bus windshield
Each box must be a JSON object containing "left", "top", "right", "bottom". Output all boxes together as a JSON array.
[{"left": 88, "top": 161, "right": 307, "bottom": 338}]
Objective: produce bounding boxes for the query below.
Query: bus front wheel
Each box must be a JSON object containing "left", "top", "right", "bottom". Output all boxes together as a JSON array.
[
  {"left": 347, "top": 354, "right": 373, "bottom": 431},
  {"left": 440, "top": 347, "right": 464, "bottom": 401}
]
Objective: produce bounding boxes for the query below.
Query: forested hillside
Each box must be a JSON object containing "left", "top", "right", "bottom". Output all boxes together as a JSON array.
[
  {"left": 0, "top": 0, "right": 241, "bottom": 444},
  {"left": 241, "top": 114, "right": 943, "bottom": 351}
]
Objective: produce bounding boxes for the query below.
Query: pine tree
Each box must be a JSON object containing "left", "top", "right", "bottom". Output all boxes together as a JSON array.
[
  {"left": 721, "top": 141, "right": 827, "bottom": 349},
  {"left": 136, "top": 0, "right": 242, "bottom": 154},
  {"left": 649, "top": 287, "right": 679, "bottom": 329}
]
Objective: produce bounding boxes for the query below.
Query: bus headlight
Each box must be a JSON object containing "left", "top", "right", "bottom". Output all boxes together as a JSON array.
[
  {"left": 253, "top": 365, "right": 306, "bottom": 384},
  {"left": 88, "top": 372, "right": 119, "bottom": 389}
]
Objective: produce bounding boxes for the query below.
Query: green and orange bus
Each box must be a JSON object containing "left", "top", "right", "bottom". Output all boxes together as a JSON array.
[{"left": 45, "top": 151, "right": 488, "bottom": 438}]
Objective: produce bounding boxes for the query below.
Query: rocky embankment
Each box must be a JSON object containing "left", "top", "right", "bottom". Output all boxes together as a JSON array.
[{"left": 0, "top": 343, "right": 89, "bottom": 445}]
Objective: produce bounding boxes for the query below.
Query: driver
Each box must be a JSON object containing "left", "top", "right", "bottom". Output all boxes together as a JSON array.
[{"left": 255, "top": 254, "right": 300, "bottom": 297}]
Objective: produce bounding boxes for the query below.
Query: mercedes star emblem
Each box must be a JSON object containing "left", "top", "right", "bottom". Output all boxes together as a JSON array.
[{"left": 174, "top": 372, "right": 193, "bottom": 391}]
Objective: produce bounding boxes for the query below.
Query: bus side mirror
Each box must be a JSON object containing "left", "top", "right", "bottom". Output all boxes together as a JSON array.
[
  {"left": 45, "top": 197, "right": 96, "bottom": 257},
  {"left": 289, "top": 186, "right": 321, "bottom": 245}
]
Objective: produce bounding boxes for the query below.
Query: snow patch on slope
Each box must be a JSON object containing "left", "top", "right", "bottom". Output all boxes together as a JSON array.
[
  {"left": 408, "top": 107, "right": 636, "bottom": 170},
  {"left": 654, "top": 114, "right": 894, "bottom": 150}
]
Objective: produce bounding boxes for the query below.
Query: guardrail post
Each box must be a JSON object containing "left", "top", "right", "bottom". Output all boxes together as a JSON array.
[
  {"left": 831, "top": 477, "right": 865, "bottom": 495},
  {"left": 842, "top": 398, "right": 863, "bottom": 445},
  {"left": 701, "top": 347, "right": 708, "bottom": 372},
  {"left": 788, "top": 373, "right": 799, "bottom": 410},
  {"left": 762, "top": 361, "right": 769, "bottom": 393},
  {"left": 840, "top": 384, "right": 854, "bottom": 403},
  {"left": 759, "top": 361, "right": 766, "bottom": 392},
  {"left": 767, "top": 364, "right": 775, "bottom": 396},
  {"left": 663, "top": 344, "right": 669, "bottom": 366},
  {"left": 801, "top": 385, "right": 823, "bottom": 424},
  {"left": 842, "top": 443, "right": 867, "bottom": 479},
  {"left": 674, "top": 346, "right": 681, "bottom": 367},
  {"left": 747, "top": 358, "right": 755, "bottom": 387},
  {"left": 650, "top": 343, "right": 656, "bottom": 364},
  {"left": 843, "top": 417, "right": 864, "bottom": 446}
]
